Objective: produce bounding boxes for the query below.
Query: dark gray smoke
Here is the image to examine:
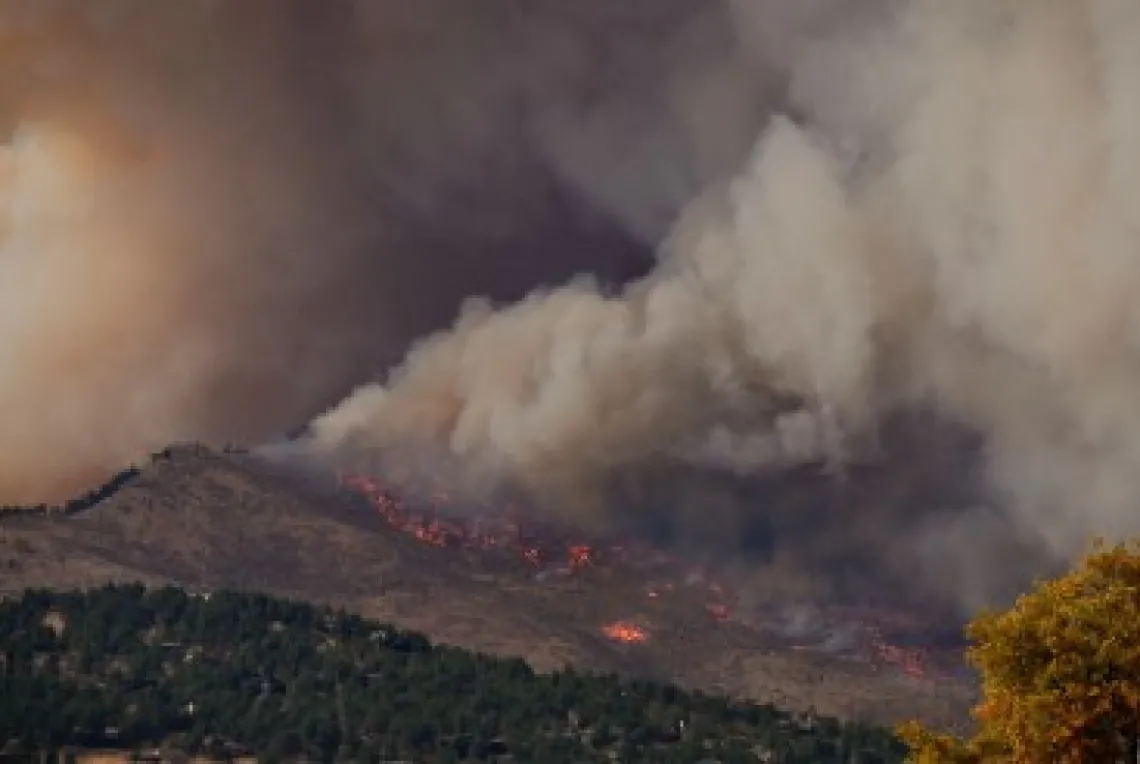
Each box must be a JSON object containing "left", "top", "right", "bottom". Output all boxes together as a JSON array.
[
  {"left": 6, "top": 0, "right": 1134, "bottom": 613},
  {"left": 299, "top": 0, "right": 1140, "bottom": 611},
  {"left": 0, "top": 0, "right": 750, "bottom": 501}
]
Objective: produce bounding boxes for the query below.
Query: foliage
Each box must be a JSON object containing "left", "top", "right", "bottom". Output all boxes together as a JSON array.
[
  {"left": 0, "top": 445, "right": 212, "bottom": 519},
  {"left": 0, "top": 464, "right": 140, "bottom": 518},
  {"left": 0, "top": 583, "right": 905, "bottom": 762},
  {"left": 898, "top": 541, "right": 1140, "bottom": 763}
]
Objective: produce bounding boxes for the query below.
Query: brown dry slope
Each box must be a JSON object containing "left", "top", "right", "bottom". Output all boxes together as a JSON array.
[{"left": 0, "top": 445, "right": 974, "bottom": 729}]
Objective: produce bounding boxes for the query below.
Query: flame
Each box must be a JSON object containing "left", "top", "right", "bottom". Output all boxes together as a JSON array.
[
  {"left": 341, "top": 471, "right": 605, "bottom": 572},
  {"left": 867, "top": 628, "right": 932, "bottom": 679},
  {"left": 601, "top": 621, "right": 648, "bottom": 644},
  {"left": 338, "top": 471, "right": 957, "bottom": 680},
  {"left": 568, "top": 544, "right": 592, "bottom": 569}
]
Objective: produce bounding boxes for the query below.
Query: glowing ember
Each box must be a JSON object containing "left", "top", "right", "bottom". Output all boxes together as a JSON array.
[
  {"left": 868, "top": 630, "right": 931, "bottom": 679},
  {"left": 568, "top": 544, "right": 592, "bottom": 569},
  {"left": 343, "top": 472, "right": 544, "bottom": 559},
  {"left": 600, "top": 621, "right": 648, "bottom": 644},
  {"left": 339, "top": 471, "right": 959, "bottom": 681},
  {"left": 341, "top": 472, "right": 608, "bottom": 572}
]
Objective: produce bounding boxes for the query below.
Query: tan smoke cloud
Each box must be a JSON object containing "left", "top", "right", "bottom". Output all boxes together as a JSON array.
[
  {"left": 300, "top": 0, "right": 1140, "bottom": 605},
  {"left": 7, "top": 0, "right": 1140, "bottom": 610},
  {"left": 0, "top": 1, "right": 367, "bottom": 503},
  {"left": 0, "top": 0, "right": 754, "bottom": 505}
]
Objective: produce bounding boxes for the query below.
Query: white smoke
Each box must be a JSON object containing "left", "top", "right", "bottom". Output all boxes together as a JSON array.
[
  {"left": 304, "top": 0, "right": 1140, "bottom": 596},
  {"left": 0, "top": 0, "right": 756, "bottom": 505},
  {"left": 5, "top": 0, "right": 1140, "bottom": 609}
]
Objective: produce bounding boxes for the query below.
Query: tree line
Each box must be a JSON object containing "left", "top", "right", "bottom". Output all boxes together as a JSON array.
[
  {"left": 0, "top": 584, "right": 905, "bottom": 763},
  {"left": 0, "top": 443, "right": 239, "bottom": 520},
  {"left": 0, "top": 464, "right": 141, "bottom": 519}
]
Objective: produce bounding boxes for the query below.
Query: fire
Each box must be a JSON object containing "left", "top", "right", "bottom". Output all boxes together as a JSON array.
[
  {"left": 338, "top": 471, "right": 958, "bottom": 681},
  {"left": 601, "top": 621, "right": 648, "bottom": 644},
  {"left": 866, "top": 628, "right": 932, "bottom": 679},
  {"left": 340, "top": 472, "right": 599, "bottom": 572},
  {"left": 568, "top": 544, "right": 592, "bottom": 569}
]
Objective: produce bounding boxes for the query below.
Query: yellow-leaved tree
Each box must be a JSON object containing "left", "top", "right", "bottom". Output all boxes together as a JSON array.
[{"left": 898, "top": 542, "right": 1140, "bottom": 763}]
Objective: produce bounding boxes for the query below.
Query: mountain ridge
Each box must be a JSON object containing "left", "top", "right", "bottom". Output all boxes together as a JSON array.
[{"left": 0, "top": 443, "right": 975, "bottom": 729}]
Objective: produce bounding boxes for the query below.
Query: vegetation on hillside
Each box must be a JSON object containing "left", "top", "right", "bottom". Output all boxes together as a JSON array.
[
  {"left": 0, "top": 445, "right": 243, "bottom": 520},
  {"left": 0, "top": 584, "right": 905, "bottom": 762},
  {"left": 0, "top": 464, "right": 140, "bottom": 518},
  {"left": 899, "top": 542, "right": 1140, "bottom": 763}
]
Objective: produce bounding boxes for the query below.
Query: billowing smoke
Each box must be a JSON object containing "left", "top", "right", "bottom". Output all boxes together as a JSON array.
[
  {"left": 0, "top": 0, "right": 744, "bottom": 503},
  {"left": 299, "top": 0, "right": 1140, "bottom": 608},
  {"left": 5, "top": 1, "right": 1140, "bottom": 610}
]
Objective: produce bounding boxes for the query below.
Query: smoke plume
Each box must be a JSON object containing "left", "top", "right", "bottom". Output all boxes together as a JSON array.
[
  {"left": 0, "top": 0, "right": 729, "bottom": 503},
  {"left": 300, "top": 0, "right": 1140, "bottom": 607},
  {"left": 5, "top": 0, "right": 1140, "bottom": 609}
]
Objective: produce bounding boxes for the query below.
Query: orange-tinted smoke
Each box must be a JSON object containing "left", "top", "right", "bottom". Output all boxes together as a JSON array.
[
  {"left": 302, "top": 1, "right": 1140, "bottom": 609},
  {"left": 3, "top": 0, "right": 748, "bottom": 504}
]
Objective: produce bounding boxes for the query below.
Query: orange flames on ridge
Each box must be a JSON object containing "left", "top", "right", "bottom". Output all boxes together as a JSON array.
[
  {"left": 601, "top": 621, "right": 649, "bottom": 644},
  {"left": 869, "top": 632, "right": 930, "bottom": 679},
  {"left": 341, "top": 472, "right": 553, "bottom": 565},
  {"left": 339, "top": 471, "right": 955, "bottom": 678}
]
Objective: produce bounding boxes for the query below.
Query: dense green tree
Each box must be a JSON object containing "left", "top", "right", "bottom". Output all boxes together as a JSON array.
[{"left": 0, "top": 584, "right": 906, "bottom": 762}]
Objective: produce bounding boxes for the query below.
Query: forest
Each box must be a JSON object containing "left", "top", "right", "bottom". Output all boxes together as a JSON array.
[
  {"left": 0, "top": 584, "right": 905, "bottom": 762},
  {"left": 0, "top": 463, "right": 139, "bottom": 518}
]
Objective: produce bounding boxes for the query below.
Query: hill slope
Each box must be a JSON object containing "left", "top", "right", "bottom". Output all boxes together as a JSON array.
[
  {"left": 0, "top": 445, "right": 974, "bottom": 728},
  {"left": 1, "top": 585, "right": 909, "bottom": 762}
]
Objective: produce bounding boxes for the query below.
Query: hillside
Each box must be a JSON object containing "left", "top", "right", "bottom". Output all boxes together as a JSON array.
[
  {"left": 0, "top": 585, "right": 909, "bottom": 762},
  {"left": 0, "top": 445, "right": 975, "bottom": 728}
]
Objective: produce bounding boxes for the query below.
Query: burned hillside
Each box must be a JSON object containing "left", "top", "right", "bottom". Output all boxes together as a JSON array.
[{"left": 1, "top": 445, "right": 975, "bottom": 727}]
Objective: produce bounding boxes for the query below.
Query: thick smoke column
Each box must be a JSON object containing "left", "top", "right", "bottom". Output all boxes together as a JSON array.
[
  {"left": 6, "top": 0, "right": 1140, "bottom": 610},
  {"left": 0, "top": 0, "right": 759, "bottom": 504},
  {"left": 303, "top": 0, "right": 1140, "bottom": 605},
  {"left": 0, "top": 1, "right": 377, "bottom": 502}
]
